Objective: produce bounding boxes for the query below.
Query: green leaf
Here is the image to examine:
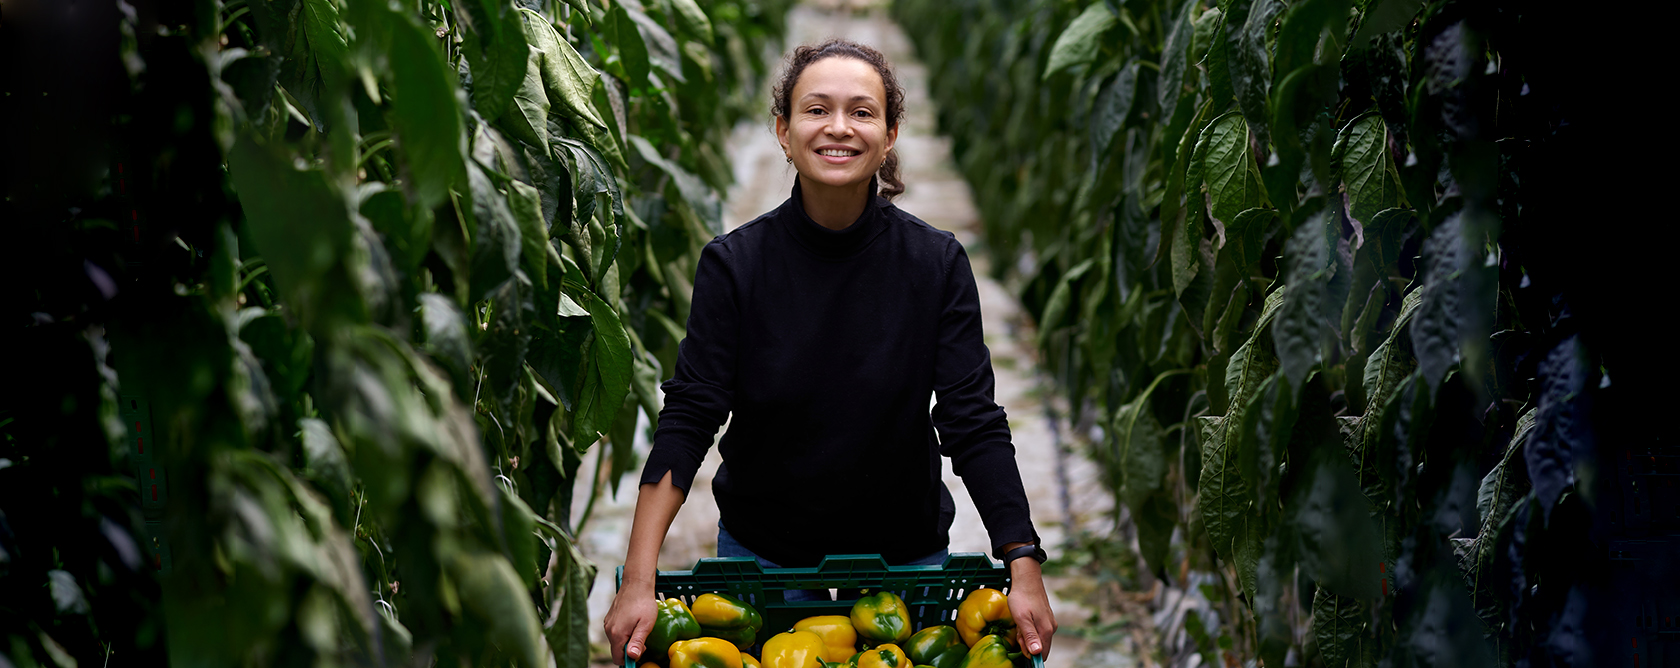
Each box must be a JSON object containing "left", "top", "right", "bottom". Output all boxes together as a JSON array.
[
  {"left": 628, "top": 134, "right": 721, "bottom": 235},
  {"left": 508, "top": 179, "right": 548, "bottom": 290},
  {"left": 1204, "top": 12, "right": 1235, "bottom": 108},
  {"left": 562, "top": 280, "right": 632, "bottom": 447},
  {"left": 1201, "top": 111, "right": 1268, "bottom": 225},
  {"left": 608, "top": 3, "right": 651, "bottom": 92},
  {"left": 420, "top": 292, "right": 475, "bottom": 397},
  {"left": 1293, "top": 447, "right": 1382, "bottom": 600},
  {"left": 519, "top": 8, "right": 608, "bottom": 133},
  {"left": 1197, "top": 415, "right": 1248, "bottom": 562},
  {"left": 455, "top": 0, "right": 529, "bottom": 120},
  {"left": 388, "top": 10, "right": 467, "bottom": 212},
  {"left": 1352, "top": 0, "right": 1423, "bottom": 45},
  {"left": 1311, "top": 585, "right": 1367, "bottom": 668},
  {"left": 1409, "top": 213, "right": 1464, "bottom": 393},
  {"left": 1274, "top": 213, "right": 1333, "bottom": 392},
  {"left": 1226, "top": 288, "right": 1285, "bottom": 411},
  {"left": 450, "top": 551, "right": 548, "bottom": 668},
  {"left": 1043, "top": 2, "right": 1118, "bottom": 80},
  {"left": 1337, "top": 113, "right": 1406, "bottom": 226},
  {"left": 226, "top": 136, "right": 361, "bottom": 331},
  {"left": 666, "top": 0, "right": 714, "bottom": 43},
  {"left": 498, "top": 486, "right": 541, "bottom": 586},
  {"left": 501, "top": 34, "right": 553, "bottom": 154},
  {"left": 1113, "top": 373, "right": 1176, "bottom": 509},
  {"left": 275, "top": 0, "right": 350, "bottom": 129},
  {"left": 1157, "top": 0, "right": 1199, "bottom": 116},
  {"left": 545, "top": 537, "right": 596, "bottom": 668},
  {"left": 556, "top": 137, "right": 627, "bottom": 283},
  {"left": 1090, "top": 62, "right": 1138, "bottom": 159},
  {"left": 1230, "top": 0, "right": 1281, "bottom": 148},
  {"left": 1135, "top": 489, "right": 1179, "bottom": 581},
  {"left": 467, "top": 163, "right": 524, "bottom": 302},
  {"left": 1037, "top": 258, "right": 1095, "bottom": 351}
]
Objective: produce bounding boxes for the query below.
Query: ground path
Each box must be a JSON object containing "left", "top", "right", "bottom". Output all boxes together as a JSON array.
[{"left": 575, "top": 4, "right": 1141, "bottom": 665}]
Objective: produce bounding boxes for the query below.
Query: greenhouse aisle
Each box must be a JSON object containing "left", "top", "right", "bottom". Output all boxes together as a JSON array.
[{"left": 575, "top": 3, "right": 1137, "bottom": 665}]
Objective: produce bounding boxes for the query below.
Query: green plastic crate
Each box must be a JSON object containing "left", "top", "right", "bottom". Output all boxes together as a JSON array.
[{"left": 617, "top": 553, "right": 1047, "bottom": 667}]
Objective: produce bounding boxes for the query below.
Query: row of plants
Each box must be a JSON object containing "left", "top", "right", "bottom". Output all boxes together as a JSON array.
[
  {"left": 893, "top": 0, "right": 1642, "bottom": 665},
  {"left": 2, "top": 0, "right": 792, "bottom": 665}
]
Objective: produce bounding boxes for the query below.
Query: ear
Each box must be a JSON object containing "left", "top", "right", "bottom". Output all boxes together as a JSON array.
[
  {"left": 885, "top": 122, "right": 899, "bottom": 154},
  {"left": 775, "top": 115, "right": 791, "bottom": 154}
]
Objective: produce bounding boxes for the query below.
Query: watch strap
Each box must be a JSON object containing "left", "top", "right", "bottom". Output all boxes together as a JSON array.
[{"left": 1002, "top": 543, "right": 1047, "bottom": 565}]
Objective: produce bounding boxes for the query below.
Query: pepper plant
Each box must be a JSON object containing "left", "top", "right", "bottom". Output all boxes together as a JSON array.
[
  {"left": 2, "top": 0, "right": 789, "bottom": 665},
  {"left": 894, "top": 0, "right": 1656, "bottom": 665}
]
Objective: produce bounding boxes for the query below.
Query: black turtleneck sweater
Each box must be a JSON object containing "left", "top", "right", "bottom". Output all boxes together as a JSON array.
[{"left": 640, "top": 180, "right": 1037, "bottom": 568}]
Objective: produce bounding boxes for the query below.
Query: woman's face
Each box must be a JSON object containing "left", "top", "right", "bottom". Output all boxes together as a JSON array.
[{"left": 776, "top": 57, "right": 898, "bottom": 196}]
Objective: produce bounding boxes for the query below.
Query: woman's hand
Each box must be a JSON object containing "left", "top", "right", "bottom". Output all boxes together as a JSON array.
[
  {"left": 609, "top": 472, "right": 687, "bottom": 665},
  {"left": 1007, "top": 557, "right": 1056, "bottom": 657},
  {"left": 605, "top": 580, "right": 657, "bottom": 665}
]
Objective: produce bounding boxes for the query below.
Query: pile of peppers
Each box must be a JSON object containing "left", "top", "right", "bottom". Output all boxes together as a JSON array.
[{"left": 642, "top": 584, "right": 1033, "bottom": 668}]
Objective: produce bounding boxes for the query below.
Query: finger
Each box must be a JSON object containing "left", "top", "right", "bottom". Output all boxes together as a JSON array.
[
  {"left": 626, "top": 617, "right": 652, "bottom": 661},
  {"left": 1017, "top": 615, "right": 1042, "bottom": 656}
]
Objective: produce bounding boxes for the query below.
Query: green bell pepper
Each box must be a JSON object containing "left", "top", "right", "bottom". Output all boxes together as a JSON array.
[
  {"left": 903, "top": 626, "right": 967, "bottom": 668},
  {"left": 646, "top": 598, "right": 703, "bottom": 662},
  {"left": 849, "top": 591, "right": 912, "bottom": 646}
]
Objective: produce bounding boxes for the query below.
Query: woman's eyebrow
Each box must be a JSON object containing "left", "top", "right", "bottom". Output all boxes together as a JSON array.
[{"left": 802, "top": 92, "right": 880, "bottom": 104}]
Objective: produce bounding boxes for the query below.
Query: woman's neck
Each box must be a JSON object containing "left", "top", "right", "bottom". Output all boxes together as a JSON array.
[{"left": 797, "top": 175, "right": 872, "bottom": 231}]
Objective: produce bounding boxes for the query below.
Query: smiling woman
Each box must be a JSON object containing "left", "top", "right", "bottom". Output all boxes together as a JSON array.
[{"left": 602, "top": 38, "right": 1056, "bottom": 666}]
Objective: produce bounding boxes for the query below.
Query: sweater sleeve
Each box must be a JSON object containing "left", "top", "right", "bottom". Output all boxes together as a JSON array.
[
  {"left": 930, "top": 242, "right": 1040, "bottom": 558},
  {"left": 640, "top": 240, "right": 737, "bottom": 494}
]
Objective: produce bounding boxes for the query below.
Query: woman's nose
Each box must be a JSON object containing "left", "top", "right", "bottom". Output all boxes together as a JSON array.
[{"left": 824, "top": 113, "right": 853, "bottom": 137}]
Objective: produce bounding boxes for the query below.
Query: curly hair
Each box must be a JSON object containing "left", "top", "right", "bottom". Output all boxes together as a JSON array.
[{"left": 770, "top": 38, "right": 907, "bottom": 201}]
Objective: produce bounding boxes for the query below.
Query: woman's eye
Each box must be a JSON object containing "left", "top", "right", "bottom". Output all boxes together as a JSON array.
[
  {"left": 806, "top": 107, "right": 827, "bottom": 116},
  {"left": 853, "top": 109, "right": 873, "bottom": 118}
]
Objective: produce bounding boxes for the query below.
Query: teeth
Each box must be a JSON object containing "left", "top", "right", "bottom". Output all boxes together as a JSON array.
[{"left": 819, "top": 149, "right": 859, "bottom": 157}]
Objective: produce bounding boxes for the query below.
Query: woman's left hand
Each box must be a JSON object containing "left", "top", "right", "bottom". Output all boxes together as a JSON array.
[{"left": 1007, "top": 557, "right": 1056, "bottom": 657}]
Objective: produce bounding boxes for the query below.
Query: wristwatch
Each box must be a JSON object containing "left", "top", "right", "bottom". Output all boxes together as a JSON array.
[{"left": 1002, "top": 543, "right": 1047, "bottom": 565}]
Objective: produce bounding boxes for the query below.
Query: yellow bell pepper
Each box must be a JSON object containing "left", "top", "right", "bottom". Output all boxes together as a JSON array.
[
  {"left": 956, "top": 635, "right": 1016, "bottom": 668},
  {"left": 668, "top": 637, "right": 744, "bottom": 668},
  {"left": 692, "top": 593, "right": 765, "bottom": 649},
  {"left": 855, "top": 643, "right": 909, "bottom": 668},
  {"left": 792, "top": 615, "right": 859, "bottom": 663},
  {"left": 761, "top": 630, "right": 827, "bottom": 668},
  {"left": 850, "top": 591, "right": 912, "bottom": 646},
  {"left": 742, "top": 656, "right": 761, "bottom": 668},
  {"left": 955, "top": 589, "right": 1015, "bottom": 648}
]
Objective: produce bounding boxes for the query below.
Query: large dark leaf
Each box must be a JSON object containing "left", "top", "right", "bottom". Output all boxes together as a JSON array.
[
  {"left": 227, "top": 136, "right": 361, "bottom": 331},
  {"left": 1312, "top": 585, "right": 1368, "bottom": 668},
  {"left": 388, "top": 10, "right": 467, "bottom": 213},
  {"left": 1157, "top": 0, "right": 1199, "bottom": 116},
  {"left": 274, "top": 0, "right": 350, "bottom": 129},
  {"left": 1043, "top": 2, "right": 1118, "bottom": 79},
  {"left": 455, "top": 0, "right": 529, "bottom": 120},
  {"left": 1274, "top": 213, "right": 1333, "bottom": 392},
  {"left": 1090, "top": 62, "right": 1138, "bottom": 160},
  {"left": 1230, "top": 0, "right": 1281, "bottom": 149},
  {"left": 607, "top": 3, "right": 651, "bottom": 92},
  {"left": 1337, "top": 113, "right": 1406, "bottom": 226},
  {"left": 519, "top": 8, "right": 608, "bottom": 134},
  {"left": 561, "top": 280, "right": 632, "bottom": 448},
  {"left": 1409, "top": 213, "right": 1464, "bottom": 393},
  {"left": 1201, "top": 111, "right": 1268, "bottom": 224},
  {"left": 1524, "top": 336, "right": 1588, "bottom": 524}
]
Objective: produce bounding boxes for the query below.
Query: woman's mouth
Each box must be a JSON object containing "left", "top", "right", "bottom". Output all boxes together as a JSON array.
[{"left": 817, "top": 148, "right": 860, "bottom": 158}]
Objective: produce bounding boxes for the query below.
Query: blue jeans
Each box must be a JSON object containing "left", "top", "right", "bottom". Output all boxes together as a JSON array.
[{"left": 716, "top": 521, "right": 949, "bottom": 602}]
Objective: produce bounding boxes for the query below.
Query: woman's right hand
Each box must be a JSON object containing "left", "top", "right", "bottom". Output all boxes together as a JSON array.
[
  {"left": 604, "top": 584, "right": 657, "bottom": 665},
  {"left": 610, "top": 472, "right": 687, "bottom": 665}
]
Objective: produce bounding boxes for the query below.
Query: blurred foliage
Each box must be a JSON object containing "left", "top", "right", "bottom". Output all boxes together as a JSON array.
[
  {"left": 894, "top": 0, "right": 1660, "bottom": 665},
  {"left": 1, "top": 0, "right": 791, "bottom": 665}
]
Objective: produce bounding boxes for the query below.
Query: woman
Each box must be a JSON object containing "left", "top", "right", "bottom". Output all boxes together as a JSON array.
[{"left": 604, "top": 38, "right": 1055, "bottom": 665}]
